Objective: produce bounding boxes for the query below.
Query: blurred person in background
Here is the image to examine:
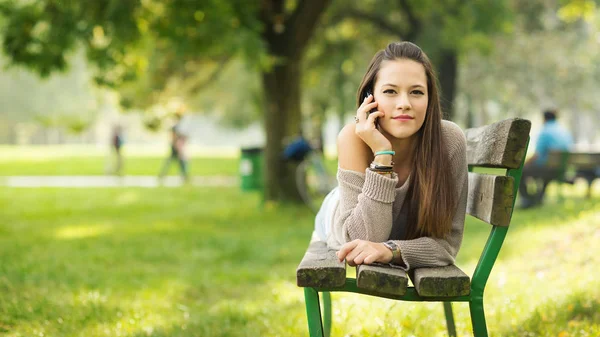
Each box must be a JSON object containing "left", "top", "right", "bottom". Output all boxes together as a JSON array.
[
  {"left": 158, "top": 112, "right": 190, "bottom": 183},
  {"left": 519, "top": 109, "right": 573, "bottom": 208},
  {"left": 108, "top": 124, "right": 125, "bottom": 176}
]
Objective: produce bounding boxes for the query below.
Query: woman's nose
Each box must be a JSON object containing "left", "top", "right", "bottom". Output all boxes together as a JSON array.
[{"left": 396, "top": 94, "right": 411, "bottom": 110}]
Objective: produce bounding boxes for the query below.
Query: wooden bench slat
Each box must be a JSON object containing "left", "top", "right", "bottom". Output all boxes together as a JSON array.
[
  {"left": 411, "top": 265, "right": 471, "bottom": 297},
  {"left": 467, "top": 173, "right": 514, "bottom": 227},
  {"left": 297, "top": 240, "right": 346, "bottom": 288},
  {"left": 356, "top": 264, "right": 408, "bottom": 296},
  {"left": 465, "top": 118, "right": 531, "bottom": 169}
]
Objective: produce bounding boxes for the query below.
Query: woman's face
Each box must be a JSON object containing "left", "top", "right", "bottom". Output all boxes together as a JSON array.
[{"left": 372, "top": 59, "right": 428, "bottom": 141}]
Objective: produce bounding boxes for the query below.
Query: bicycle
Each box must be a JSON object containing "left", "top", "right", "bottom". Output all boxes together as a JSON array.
[{"left": 295, "top": 150, "right": 337, "bottom": 213}]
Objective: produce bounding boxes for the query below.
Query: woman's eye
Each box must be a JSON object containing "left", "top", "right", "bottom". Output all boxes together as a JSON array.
[
  {"left": 383, "top": 89, "right": 396, "bottom": 94},
  {"left": 412, "top": 90, "right": 425, "bottom": 95}
]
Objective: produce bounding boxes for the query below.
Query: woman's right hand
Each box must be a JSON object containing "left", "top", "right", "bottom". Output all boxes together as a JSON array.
[{"left": 355, "top": 94, "right": 392, "bottom": 153}]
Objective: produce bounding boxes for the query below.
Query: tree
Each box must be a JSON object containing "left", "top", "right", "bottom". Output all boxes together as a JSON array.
[
  {"left": 457, "top": 0, "right": 600, "bottom": 141},
  {"left": 330, "top": 0, "right": 513, "bottom": 120},
  {"left": 0, "top": 0, "right": 331, "bottom": 202},
  {"left": 301, "top": 16, "right": 393, "bottom": 148}
]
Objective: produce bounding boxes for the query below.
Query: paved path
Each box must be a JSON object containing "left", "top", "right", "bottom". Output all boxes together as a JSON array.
[{"left": 0, "top": 176, "right": 238, "bottom": 188}]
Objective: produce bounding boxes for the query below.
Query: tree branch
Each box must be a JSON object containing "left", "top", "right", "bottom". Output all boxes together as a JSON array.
[
  {"left": 397, "top": 0, "right": 420, "bottom": 41},
  {"left": 285, "top": 0, "right": 332, "bottom": 58},
  {"left": 260, "top": 0, "right": 285, "bottom": 47},
  {"left": 331, "top": 8, "right": 403, "bottom": 38},
  {"left": 185, "top": 56, "right": 232, "bottom": 94}
]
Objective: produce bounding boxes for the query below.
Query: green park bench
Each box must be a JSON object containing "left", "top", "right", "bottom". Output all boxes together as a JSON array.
[
  {"left": 296, "top": 118, "right": 532, "bottom": 337},
  {"left": 546, "top": 151, "right": 600, "bottom": 199}
]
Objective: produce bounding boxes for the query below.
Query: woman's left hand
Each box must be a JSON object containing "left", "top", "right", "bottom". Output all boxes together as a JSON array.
[{"left": 337, "top": 239, "right": 393, "bottom": 266}]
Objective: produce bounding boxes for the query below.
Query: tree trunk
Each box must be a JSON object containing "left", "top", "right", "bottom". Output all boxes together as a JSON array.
[
  {"left": 260, "top": 0, "right": 331, "bottom": 203},
  {"left": 262, "top": 58, "right": 303, "bottom": 202},
  {"left": 437, "top": 48, "right": 458, "bottom": 121}
]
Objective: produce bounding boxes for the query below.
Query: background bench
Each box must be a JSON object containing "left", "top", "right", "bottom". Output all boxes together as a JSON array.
[
  {"left": 546, "top": 151, "right": 600, "bottom": 198},
  {"left": 296, "top": 117, "right": 531, "bottom": 337}
]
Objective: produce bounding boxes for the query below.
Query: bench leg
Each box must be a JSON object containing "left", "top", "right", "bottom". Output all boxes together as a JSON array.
[
  {"left": 469, "top": 298, "right": 488, "bottom": 337},
  {"left": 321, "top": 292, "right": 332, "bottom": 337},
  {"left": 304, "top": 287, "right": 325, "bottom": 337},
  {"left": 443, "top": 302, "right": 457, "bottom": 337}
]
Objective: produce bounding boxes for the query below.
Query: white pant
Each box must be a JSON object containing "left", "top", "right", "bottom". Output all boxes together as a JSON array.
[{"left": 314, "top": 187, "right": 340, "bottom": 242}]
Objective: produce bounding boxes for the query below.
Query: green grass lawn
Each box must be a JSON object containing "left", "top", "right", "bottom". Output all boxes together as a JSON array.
[
  {"left": 0, "top": 173, "right": 599, "bottom": 336},
  {"left": 0, "top": 145, "right": 241, "bottom": 176},
  {"left": 0, "top": 145, "right": 338, "bottom": 176},
  {"left": 0, "top": 156, "right": 240, "bottom": 176}
]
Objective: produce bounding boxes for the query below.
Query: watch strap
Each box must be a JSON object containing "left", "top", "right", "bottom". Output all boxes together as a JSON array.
[{"left": 383, "top": 240, "right": 401, "bottom": 261}]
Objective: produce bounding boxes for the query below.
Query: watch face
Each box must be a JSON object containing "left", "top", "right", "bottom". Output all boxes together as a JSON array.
[
  {"left": 383, "top": 241, "right": 397, "bottom": 252},
  {"left": 385, "top": 240, "right": 398, "bottom": 250}
]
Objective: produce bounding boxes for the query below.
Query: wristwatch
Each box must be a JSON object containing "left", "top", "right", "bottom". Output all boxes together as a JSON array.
[{"left": 383, "top": 240, "right": 401, "bottom": 262}]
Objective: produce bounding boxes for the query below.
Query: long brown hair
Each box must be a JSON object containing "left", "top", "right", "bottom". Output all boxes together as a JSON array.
[{"left": 356, "top": 41, "right": 456, "bottom": 239}]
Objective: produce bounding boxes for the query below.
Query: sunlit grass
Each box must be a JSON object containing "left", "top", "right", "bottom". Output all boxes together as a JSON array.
[
  {"left": 0, "top": 145, "right": 342, "bottom": 177},
  {"left": 0, "top": 144, "right": 240, "bottom": 159},
  {"left": 0, "top": 170, "right": 599, "bottom": 336},
  {"left": 0, "top": 156, "right": 240, "bottom": 176}
]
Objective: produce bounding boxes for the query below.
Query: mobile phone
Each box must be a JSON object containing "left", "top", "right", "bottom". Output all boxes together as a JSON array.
[{"left": 362, "top": 89, "right": 379, "bottom": 127}]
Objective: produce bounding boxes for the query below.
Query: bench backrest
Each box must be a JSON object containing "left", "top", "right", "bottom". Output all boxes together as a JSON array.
[
  {"left": 546, "top": 151, "right": 570, "bottom": 171},
  {"left": 568, "top": 152, "right": 600, "bottom": 168},
  {"left": 463, "top": 118, "right": 531, "bottom": 289},
  {"left": 547, "top": 151, "right": 600, "bottom": 176}
]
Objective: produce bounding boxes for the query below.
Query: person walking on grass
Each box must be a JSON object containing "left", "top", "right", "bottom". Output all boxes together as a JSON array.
[
  {"left": 313, "top": 42, "right": 468, "bottom": 271},
  {"left": 158, "top": 113, "right": 190, "bottom": 183},
  {"left": 109, "top": 124, "right": 125, "bottom": 176}
]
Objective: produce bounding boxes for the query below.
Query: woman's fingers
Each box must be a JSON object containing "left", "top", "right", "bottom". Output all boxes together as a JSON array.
[
  {"left": 338, "top": 240, "right": 387, "bottom": 266},
  {"left": 344, "top": 246, "right": 362, "bottom": 265},
  {"left": 352, "top": 251, "right": 371, "bottom": 265},
  {"left": 357, "top": 95, "right": 377, "bottom": 121},
  {"left": 363, "top": 251, "right": 382, "bottom": 265},
  {"left": 366, "top": 110, "right": 384, "bottom": 125},
  {"left": 337, "top": 239, "right": 360, "bottom": 262}
]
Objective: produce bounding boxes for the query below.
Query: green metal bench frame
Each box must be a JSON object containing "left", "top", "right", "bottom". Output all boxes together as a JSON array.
[{"left": 297, "top": 118, "right": 531, "bottom": 337}]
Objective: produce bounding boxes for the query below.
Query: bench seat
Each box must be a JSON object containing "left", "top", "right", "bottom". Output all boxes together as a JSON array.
[{"left": 297, "top": 240, "right": 470, "bottom": 298}]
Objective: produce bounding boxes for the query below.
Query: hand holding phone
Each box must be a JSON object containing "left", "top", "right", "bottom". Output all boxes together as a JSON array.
[
  {"left": 356, "top": 88, "right": 391, "bottom": 153},
  {"left": 363, "top": 89, "right": 379, "bottom": 127}
]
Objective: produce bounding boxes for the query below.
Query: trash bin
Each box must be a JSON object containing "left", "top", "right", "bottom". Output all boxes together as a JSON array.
[{"left": 240, "top": 147, "right": 263, "bottom": 191}]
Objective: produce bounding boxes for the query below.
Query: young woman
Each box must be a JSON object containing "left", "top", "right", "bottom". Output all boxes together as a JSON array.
[{"left": 314, "top": 41, "right": 468, "bottom": 270}]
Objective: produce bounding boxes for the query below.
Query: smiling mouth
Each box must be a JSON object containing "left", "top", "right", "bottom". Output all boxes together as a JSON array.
[{"left": 392, "top": 115, "right": 414, "bottom": 120}]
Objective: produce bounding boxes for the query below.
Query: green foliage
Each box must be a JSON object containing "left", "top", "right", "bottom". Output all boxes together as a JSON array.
[
  {"left": 457, "top": 2, "right": 600, "bottom": 125},
  {"left": 0, "top": 0, "right": 265, "bottom": 110},
  {"left": 558, "top": 0, "right": 597, "bottom": 22},
  {"left": 410, "top": 0, "right": 513, "bottom": 55},
  {"left": 189, "top": 59, "right": 264, "bottom": 129}
]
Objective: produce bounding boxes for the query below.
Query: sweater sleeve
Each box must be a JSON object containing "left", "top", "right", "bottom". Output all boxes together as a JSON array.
[
  {"left": 394, "top": 121, "right": 469, "bottom": 270},
  {"left": 327, "top": 167, "right": 400, "bottom": 249}
]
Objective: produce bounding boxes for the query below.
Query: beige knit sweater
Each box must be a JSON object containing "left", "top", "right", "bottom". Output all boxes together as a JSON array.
[{"left": 327, "top": 120, "right": 468, "bottom": 270}]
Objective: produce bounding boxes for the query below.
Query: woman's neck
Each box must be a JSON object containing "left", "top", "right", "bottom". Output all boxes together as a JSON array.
[{"left": 380, "top": 131, "right": 417, "bottom": 168}]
